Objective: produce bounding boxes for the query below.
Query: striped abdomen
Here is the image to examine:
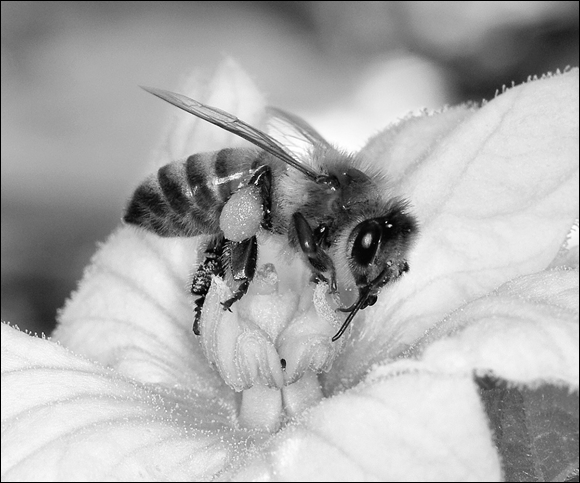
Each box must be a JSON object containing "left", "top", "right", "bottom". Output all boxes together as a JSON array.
[{"left": 124, "top": 147, "right": 265, "bottom": 237}]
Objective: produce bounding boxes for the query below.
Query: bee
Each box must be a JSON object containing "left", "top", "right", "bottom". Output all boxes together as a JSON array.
[{"left": 124, "top": 87, "right": 418, "bottom": 341}]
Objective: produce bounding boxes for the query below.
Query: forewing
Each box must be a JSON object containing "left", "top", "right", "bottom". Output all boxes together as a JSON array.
[
  {"left": 142, "top": 87, "right": 321, "bottom": 181},
  {"left": 266, "top": 106, "right": 333, "bottom": 168}
]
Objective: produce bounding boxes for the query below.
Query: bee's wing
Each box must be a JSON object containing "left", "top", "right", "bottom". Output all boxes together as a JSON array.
[
  {"left": 266, "top": 107, "right": 333, "bottom": 167},
  {"left": 141, "top": 87, "right": 321, "bottom": 182}
]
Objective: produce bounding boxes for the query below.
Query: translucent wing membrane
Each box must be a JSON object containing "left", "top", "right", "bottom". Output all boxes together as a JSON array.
[
  {"left": 141, "top": 87, "right": 322, "bottom": 182},
  {"left": 266, "top": 107, "right": 332, "bottom": 166}
]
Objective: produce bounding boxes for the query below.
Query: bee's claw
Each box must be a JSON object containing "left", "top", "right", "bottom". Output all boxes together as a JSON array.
[{"left": 220, "top": 302, "right": 233, "bottom": 312}]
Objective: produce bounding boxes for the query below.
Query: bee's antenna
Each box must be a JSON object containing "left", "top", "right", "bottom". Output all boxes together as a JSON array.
[
  {"left": 141, "top": 86, "right": 324, "bottom": 183},
  {"left": 332, "top": 295, "right": 367, "bottom": 341},
  {"left": 332, "top": 268, "right": 391, "bottom": 341}
]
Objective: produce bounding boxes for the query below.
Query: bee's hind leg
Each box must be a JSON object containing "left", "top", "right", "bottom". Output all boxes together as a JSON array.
[
  {"left": 248, "top": 164, "right": 273, "bottom": 229},
  {"left": 191, "top": 237, "right": 226, "bottom": 335},
  {"left": 220, "top": 165, "right": 270, "bottom": 311},
  {"left": 221, "top": 236, "right": 258, "bottom": 311}
]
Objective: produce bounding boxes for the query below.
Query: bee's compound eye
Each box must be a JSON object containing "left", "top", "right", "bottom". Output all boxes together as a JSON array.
[{"left": 352, "top": 220, "right": 381, "bottom": 266}]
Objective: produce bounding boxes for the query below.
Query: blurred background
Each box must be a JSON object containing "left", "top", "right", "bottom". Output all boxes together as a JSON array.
[{"left": 2, "top": 1, "right": 579, "bottom": 336}]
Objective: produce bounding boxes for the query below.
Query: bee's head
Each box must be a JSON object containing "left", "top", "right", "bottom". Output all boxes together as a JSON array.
[
  {"left": 347, "top": 199, "right": 418, "bottom": 297},
  {"left": 328, "top": 199, "right": 418, "bottom": 341}
]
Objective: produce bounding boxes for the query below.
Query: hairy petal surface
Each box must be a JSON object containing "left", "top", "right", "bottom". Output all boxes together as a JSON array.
[
  {"left": 328, "top": 69, "right": 579, "bottom": 391},
  {"left": 1, "top": 324, "right": 242, "bottom": 481}
]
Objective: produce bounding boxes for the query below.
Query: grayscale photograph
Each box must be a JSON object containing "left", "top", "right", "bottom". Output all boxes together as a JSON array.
[{"left": 2, "top": 2, "right": 578, "bottom": 481}]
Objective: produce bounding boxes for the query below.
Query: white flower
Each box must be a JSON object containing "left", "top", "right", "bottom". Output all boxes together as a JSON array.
[{"left": 2, "top": 61, "right": 578, "bottom": 481}]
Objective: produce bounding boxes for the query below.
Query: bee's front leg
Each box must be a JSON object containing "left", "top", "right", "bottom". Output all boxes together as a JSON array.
[
  {"left": 221, "top": 236, "right": 258, "bottom": 311},
  {"left": 293, "top": 212, "right": 337, "bottom": 293}
]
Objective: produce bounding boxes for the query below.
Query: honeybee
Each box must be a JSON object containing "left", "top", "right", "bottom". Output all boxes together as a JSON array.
[{"left": 124, "top": 87, "right": 418, "bottom": 341}]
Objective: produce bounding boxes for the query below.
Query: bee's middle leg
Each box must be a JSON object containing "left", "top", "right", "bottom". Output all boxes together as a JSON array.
[{"left": 222, "top": 236, "right": 258, "bottom": 311}]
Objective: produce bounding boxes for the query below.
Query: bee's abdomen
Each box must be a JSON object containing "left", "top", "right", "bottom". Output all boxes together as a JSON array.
[{"left": 124, "top": 149, "right": 257, "bottom": 237}]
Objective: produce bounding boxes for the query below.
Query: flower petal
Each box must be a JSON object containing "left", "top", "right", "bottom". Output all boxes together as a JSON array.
[
  {"left": 328, "top": 69, "right": 579, "bottom": 391},
  {"left": 1, "top": 324, "right": 240, "bottom": 481},
  {"left": 415, "top": 268, "right": 579, "bottom": 386},
  {"left": 225, "top": 268, "right": 578, "bottom": 481},
  {"left": 226, "top": 370, "right": 501, "bottom": 481}
]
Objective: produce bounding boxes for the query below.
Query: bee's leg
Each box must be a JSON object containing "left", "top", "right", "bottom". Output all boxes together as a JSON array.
[
  {"left": 293, "top": 212, "right": 337, "bottom": 292},
  {"left": 221, "top": 236, "right": 258, "bottom": 311},
  {"left": 217, "top": 165, "right": 269, "bottom": 311},
  {"left": 248, "top": 165, "right": 272, "bottom": 229},
  {"left": 191, "top": 237, "right": 226, "bottom": 335}
]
